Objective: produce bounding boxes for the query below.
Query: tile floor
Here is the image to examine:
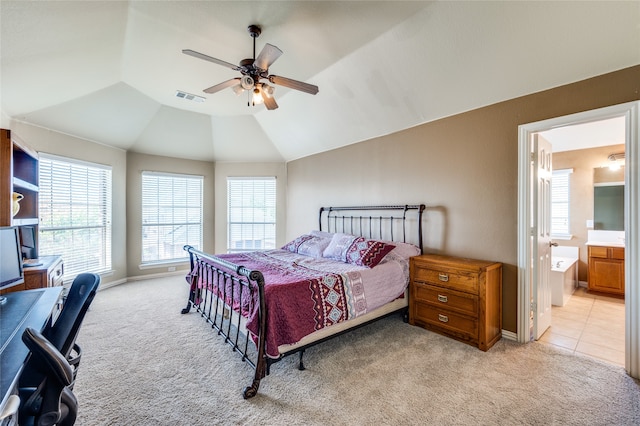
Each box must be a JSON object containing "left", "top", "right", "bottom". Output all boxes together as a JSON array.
[{"left": 538, "top": 286, "right": 625, "bottom": 367}]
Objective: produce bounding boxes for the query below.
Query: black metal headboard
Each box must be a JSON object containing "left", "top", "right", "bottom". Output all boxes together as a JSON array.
[{"left": 318, "top": 204, "right": 426, "bottom": 253}]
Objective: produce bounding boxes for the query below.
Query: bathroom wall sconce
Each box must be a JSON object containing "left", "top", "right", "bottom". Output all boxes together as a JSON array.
[{"left": 608, "top": 152, "right": 625, "bottom": 170}]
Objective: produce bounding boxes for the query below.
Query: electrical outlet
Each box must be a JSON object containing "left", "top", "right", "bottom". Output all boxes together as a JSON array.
[{"left": 168, "top": 266, "right": 176, "bottom": 272}]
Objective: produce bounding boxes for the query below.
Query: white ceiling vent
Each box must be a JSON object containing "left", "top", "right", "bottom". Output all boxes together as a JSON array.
[{"left": 175, "top": 90, "right": 205, "bottom": 103}]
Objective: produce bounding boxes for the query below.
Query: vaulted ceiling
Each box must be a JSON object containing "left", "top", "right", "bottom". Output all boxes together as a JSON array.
[{"left": 1, "top": 1, "right": 638, "bottom": 162}]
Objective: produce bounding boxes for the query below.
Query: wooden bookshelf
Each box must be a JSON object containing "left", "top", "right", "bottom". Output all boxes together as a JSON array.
[{"left": 1, "top": 129, "right": 40, "bottom": 228}]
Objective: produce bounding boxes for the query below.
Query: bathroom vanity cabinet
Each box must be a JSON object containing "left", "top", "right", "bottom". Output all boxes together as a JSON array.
[{"left": 588, "top": 245, "right": 625, "bottom": 296}]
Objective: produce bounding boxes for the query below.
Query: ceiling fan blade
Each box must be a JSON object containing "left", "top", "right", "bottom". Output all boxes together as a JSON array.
[
  {"left": 268, "top": 75, "right": 319, "bottom": 95},
  {"left": 203, "top": 78, "right": 241, "bottom": 94},
  {"left": 182, "top": 49, "right": 241, "bottom": 71},
  {"left": 254, "top": 43, "right": 283, "bottom": 71},
  {"left": 261, "top": 91, "right": 278, "bottom": 110}
]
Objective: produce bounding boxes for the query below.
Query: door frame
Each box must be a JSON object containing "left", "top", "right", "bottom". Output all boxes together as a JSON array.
[{"left": 517, "top": 101, "right": 640, "bottom": 378}]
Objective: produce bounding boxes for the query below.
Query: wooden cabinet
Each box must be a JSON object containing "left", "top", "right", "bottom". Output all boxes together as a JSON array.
[
  {"left": 409, "top": 254, "right": 502, "bottom": 351},
  {"left": 588, "top": 245, "right": 625, "bottom": 296},
  {"left": 1, "top": 129, "right": 39, "bottom": 227},
  {"left": 24, "top": 256, "right": 64, "bottom": 290}
]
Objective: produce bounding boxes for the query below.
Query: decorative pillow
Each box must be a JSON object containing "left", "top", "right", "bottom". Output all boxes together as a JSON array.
[
  {"left": 281, "top": 234, "right": 331, "bottom": 258},
  {"left": 322, "top": 233, "right": 358, "bottom": 262},
  {"left": 323, "top": 233, "right": 395, "bottom": 268},
  {"left": 383, "top": 241, "right": 421, "bottom": 260}
]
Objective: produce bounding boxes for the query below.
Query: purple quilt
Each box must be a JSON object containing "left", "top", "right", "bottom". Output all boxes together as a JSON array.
[{"left": 190, "top": 250, "right": 366, "bottom": 358}]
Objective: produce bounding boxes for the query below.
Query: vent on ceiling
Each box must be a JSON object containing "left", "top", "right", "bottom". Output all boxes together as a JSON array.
[{"left": 175, "top": 90, "right": 205, "bottom": 103}]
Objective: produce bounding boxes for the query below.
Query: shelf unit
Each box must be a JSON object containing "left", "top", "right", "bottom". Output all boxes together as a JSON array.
[{"left": 1, "top": 129, "right": 40, "bottom": 228}]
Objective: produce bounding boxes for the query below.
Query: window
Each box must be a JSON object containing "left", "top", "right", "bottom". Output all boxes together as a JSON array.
[
  {"left": 39, "top": 154, "right": 112, "bottom": 281},
  {"left": 141, "top": 172, "right": 203, "bottom": 264},
  {"left": 551, "top": 168, "right": 573, "bottom": 238},
  {"left": 227, "top": 177, "right": 276, "bottom": 253}
]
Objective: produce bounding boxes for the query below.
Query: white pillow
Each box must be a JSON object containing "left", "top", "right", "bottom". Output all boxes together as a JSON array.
[{"left": 281, "top": 234, "right": 332, "bottom": 258}]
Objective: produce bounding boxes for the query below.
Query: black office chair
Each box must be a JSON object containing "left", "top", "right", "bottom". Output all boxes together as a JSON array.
[
  {"left": 18, "top": 327, "right": 77, "bottom": 426},
  {"left": 43, "top": 273, "right": 100, "bottom": 383},
  {"left": 20, "top": 273, "right": 100, "bottom": 390}
]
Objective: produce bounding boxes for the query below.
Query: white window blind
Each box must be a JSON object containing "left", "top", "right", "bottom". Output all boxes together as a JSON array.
[
  {"left": 39, "top": 154, "right": 112, "bottom": 281},
  {"left": 551, "top": 168, "right": 573, "bottom": 237},
  {"left": 227, "top": 177, "right": 276, "bottom": 253},
  {"left": 141, "top": 171, "right": 203, "bottom": 264}
]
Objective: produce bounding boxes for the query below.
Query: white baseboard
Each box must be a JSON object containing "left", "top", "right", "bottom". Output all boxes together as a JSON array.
[
  {"left": 502, "top": 329, "right": 517, "bottom": 341},
  {"left": 98, "top": 278, "right": 127, "bottom": 291}
]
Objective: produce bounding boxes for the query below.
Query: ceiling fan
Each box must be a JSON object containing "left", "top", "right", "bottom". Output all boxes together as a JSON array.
[{"left": 183, "top": 25, "right": 319, "bottom": 110}]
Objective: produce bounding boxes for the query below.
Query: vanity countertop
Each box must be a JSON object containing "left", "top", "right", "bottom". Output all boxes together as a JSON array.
[
  {"left": 585, "top": 241, "right": 625, "bottom": 248},
  {"left": 586, "top": 230, "right": 625, "bottom": 248}
]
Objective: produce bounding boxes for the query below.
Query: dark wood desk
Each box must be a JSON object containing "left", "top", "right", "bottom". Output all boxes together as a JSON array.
[{"left": 0, "top": 287, "right": 62, "bottom": 418}]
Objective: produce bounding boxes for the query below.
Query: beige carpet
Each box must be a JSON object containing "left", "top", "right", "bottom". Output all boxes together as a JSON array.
[{"left": 73, "top": 276, "right": 640, "bottom": 425}]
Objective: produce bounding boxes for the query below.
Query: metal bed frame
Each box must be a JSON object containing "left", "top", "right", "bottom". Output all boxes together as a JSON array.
[{"left": 181, "top": 204, "right": 425, "bottom": 398}]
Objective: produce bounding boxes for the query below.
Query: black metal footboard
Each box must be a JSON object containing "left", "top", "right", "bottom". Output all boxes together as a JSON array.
[{"left": 181, "top": 245, "right": 268, "bottom": 399}]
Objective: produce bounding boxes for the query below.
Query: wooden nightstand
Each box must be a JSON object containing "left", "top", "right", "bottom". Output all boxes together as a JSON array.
[{"left": 409, "top": 254, "right": 502, "bottom": 351}]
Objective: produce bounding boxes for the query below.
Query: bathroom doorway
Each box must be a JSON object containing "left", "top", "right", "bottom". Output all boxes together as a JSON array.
[
  {"left": 517, "top": 101, "right": 640, "bottom": 379},
  {"left": 540, "top": 122, "right": 626, "bottom": 365}
]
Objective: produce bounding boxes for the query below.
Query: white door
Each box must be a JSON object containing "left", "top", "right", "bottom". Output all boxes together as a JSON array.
[{"left": 533, "top": 134, "right": 553, "bottom": 340}]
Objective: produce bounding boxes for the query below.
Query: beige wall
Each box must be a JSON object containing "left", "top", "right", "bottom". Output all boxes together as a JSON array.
[
  {"left": 10, "top": 122, "right": 129, "bottom": 283},
  {"left": 214, "top": 162, "right": 287, "bottom": 254},
  {"left": 286, "top": 65, "right": 640, "bottom": 333},
  {"left": 126, "top": 152, "right": 215, "bottom": 277},
  {"left": 553, "top": 144, "right": 625, "bottom": 283}
]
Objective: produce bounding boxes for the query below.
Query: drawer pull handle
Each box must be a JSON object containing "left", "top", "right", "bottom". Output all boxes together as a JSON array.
[
  {"left": 437, "top": 294, "right": 448, "bottom": 303},
  {"left": 438, "top": 273, "right": 449, "bottom": 282},
  {"left": 438, "top": 314, "right": 449, "bottom": 323}
]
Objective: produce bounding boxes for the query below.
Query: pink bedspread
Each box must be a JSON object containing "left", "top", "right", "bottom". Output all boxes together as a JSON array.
[{"left": 191, "top": 249, "right": 408, "bottom": 358}]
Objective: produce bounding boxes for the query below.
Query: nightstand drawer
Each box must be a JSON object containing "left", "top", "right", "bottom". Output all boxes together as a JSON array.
[
  {"left": 412, "top": 302, "right": 478, "bottom": 339},
  {"left": 412, "top": 266, "right": 478, "bottom": 294},
  {"left": 413, "top": 282, "right": 478, "bottom": 317}
]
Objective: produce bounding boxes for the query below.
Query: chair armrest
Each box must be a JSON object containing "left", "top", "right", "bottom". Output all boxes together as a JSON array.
[{"left": 22, "top": 328, "right": 73, "bottom": 387}]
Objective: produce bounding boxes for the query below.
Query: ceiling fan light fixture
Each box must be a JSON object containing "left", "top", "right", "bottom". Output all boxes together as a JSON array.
[
  {"left": 252, "top": 86, "right": 264, "bottom": 105},
  {"left": 183, "top": 24, "right": 318, "bottom": 110},
  {"left": 241, "top": 75, "right": 255, "bottom": 90},
  {"left": 232, "top": 84, "right": 245, "bottom": 96},
  {"left": 262, "top": 84, "right": 275, "bottom": 98}
]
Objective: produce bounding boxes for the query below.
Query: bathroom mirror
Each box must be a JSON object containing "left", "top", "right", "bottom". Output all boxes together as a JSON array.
[{"left": 593, "top": 166, "right": 624, "bottom": 231}]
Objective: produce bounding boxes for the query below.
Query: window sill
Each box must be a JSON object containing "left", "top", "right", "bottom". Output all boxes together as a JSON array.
[{"left": 551, "top": 234, "right": 573, "bottom": 241}]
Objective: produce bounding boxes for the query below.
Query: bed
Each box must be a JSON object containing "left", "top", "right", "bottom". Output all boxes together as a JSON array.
[{"left": 182, "top": 204, "right": 425, "bottom": 398}]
